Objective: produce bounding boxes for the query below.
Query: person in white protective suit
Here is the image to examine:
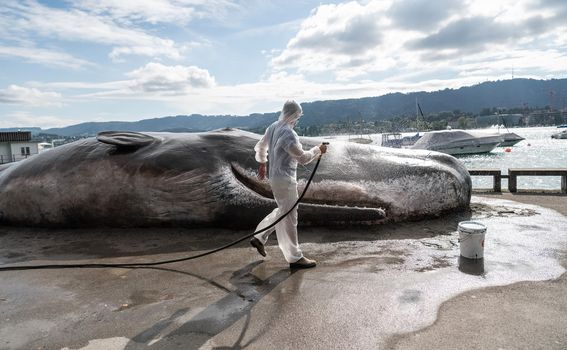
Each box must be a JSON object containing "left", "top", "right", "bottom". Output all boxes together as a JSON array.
[{"left": 250, "top": 100, "right": 327, "bottom": 269}]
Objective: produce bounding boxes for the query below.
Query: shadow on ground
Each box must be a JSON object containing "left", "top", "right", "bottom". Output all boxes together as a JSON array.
[
  {"left": 5, "top": 199, "right": 550, "bottom": 266},
  {"left": 123, "top": 261, "right": 297, "bottom": 349},
  {"left": 0, "top": 206, "right": 479, "bottom": 266}
]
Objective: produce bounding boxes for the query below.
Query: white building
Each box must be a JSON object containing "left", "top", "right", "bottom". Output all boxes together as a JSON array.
[{"left": 0, "top": 131, "right": 40, "bottom": 164}]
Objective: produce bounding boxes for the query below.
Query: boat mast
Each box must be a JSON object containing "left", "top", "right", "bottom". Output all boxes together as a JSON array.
[
  {"left": 415, "top": 97, "right": 419, "bottom": 131},
  {"left": 416, "top": 97, "right": 424, "bottom": 132}
]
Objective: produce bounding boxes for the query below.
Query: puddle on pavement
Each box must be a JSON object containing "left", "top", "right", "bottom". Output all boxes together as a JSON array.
[
  {"left": 296, "top": 196, "right": 567, "bottom": 337},
  {"left": 115, "top": 290, "right": 161, "bottom": 312},
  {"left": 458, "top": 256, "right": 485, "bottom": 276}
]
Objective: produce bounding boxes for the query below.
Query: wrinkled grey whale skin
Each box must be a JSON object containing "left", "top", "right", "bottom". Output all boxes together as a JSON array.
[{"left": 0, "top": 129, "right": 471, "bottom": 228}]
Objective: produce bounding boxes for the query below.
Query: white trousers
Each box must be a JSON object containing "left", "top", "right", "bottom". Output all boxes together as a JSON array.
[{"left": 254, "top": 177, "right": 303, "bottom": 263}]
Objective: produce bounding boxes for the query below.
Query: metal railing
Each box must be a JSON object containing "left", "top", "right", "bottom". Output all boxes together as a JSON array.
[
  {"left": 469, "top": 168, "right": 567, "bottom": 193},
  {"left": 0, "top": 153, "right": 37, "bottom": 164}
]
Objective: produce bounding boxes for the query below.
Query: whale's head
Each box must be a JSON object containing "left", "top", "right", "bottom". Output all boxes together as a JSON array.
[{"left": 226, "top": 130, "right": 472, "bottom": 225}]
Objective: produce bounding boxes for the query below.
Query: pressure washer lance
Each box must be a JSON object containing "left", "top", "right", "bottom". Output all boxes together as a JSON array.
[{"left": 0, "top": 143, "right": 330, "bottom": 272}]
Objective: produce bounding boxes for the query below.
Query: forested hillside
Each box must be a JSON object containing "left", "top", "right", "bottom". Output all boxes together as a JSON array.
[{"left": 44, "top": 78, "right": 567, "bottom": 136}]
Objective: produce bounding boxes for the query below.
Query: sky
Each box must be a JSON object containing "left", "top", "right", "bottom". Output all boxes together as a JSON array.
[{"left": 0, "top": 0, "right": 566, "bottom": 129}]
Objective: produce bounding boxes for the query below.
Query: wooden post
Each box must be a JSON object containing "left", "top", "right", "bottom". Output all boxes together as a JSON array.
[
  {"left": 494, "top": 172, "right": 501, "bottom": 192},
  {"left": 562, "top": 175, "right": 567, "bottom": 193},
  {"left": 508, "top": 172, "right": 517, "bottom": 192}
]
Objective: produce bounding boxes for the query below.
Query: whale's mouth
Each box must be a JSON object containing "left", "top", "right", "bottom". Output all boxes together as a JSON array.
[{"left": 230, "top": 163, "right": 387, "bottom": 223}]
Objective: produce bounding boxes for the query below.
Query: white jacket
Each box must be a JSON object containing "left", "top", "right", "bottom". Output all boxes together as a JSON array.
[{"left": 255, "top": 120, "right": 321, "bottom": 180}]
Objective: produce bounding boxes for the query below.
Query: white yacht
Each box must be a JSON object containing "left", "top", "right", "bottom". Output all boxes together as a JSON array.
[
  {"left": 551, "top": 130, "right": 567, "bottom": 139},
  {"left": 497, "top": 132, "right": 525, "bottom": 146},
  {"left": 468, "top": 129, "right": 524, "bottom": 147},
  {"left": 410, "top": 129, "right": 502, "bottom": 155}
]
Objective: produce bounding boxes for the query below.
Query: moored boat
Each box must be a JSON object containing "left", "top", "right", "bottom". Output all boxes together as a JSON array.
[
  {"left": 411, "top": 129, "right": 502, "bottom": 155},
  {"left": 551, "top": 130, "right": 567, "bottom": 139},
  {"left": 497, "top": 132, "right": 525, "bottom": 146},
  {"left": 381, "top": 133, "right": 403, "bottom": 148}
]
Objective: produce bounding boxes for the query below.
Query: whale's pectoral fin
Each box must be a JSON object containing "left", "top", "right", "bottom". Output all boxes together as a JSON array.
[{"left": 96, "top": 131, "right": 156, "bottom": 149}]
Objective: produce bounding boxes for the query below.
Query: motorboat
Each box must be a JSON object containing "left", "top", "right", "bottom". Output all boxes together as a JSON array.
[
  {"left": 381, "top": 132, "right": 422, "bottom": 148},
  {"left": 551, "top": 130, "right": 567, "bottom": 139},
  {"left": 484, "top": 122, "right": 525, "bottom": 146},
  {"left": 497, "top": 132, "right": 525, "bottom": 146},
  {"left": 483, "top": 115, "right": 526, "bottom": 146},
  {"left": 469, "top": 129, "right": 524, "bottom": 147},
  {"left": 381, "top": 98, "right": 424, "bottom": 148},
  {"left": 402, "top": 132, "right": 421, "bottom": 146},
  {"left": 381, "top": 133, "right": 403, "bottom": 148},
  {"left": 410, "top": 129, "right": 502, "bottom": 155}
]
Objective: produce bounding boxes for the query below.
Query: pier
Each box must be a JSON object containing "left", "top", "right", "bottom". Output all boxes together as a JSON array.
[{"left": 469, "top": 168, "right": 567, "bottom": 193}]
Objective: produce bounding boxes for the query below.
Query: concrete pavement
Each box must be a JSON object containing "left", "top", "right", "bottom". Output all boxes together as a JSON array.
[
  {"left": 386, "top": 192, "right": 567, "bottom": 350},
  {"left": 0, "top": 194, "right": 566, "bottom": 349}
]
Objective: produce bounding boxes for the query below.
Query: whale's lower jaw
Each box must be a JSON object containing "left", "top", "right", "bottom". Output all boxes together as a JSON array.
[
  {"left": 228, "top": 161, "right": 470, "bottom": 226},
  {"left": 299, "top": 203, "right": 386, "bottom": 226},
  {"left": 230, "top": 163, "right": 388, "bottom": 214}
]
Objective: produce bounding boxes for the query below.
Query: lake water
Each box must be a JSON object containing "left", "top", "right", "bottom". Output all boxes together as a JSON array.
[
  {"left": 457, "top": 126, "right": 567, "bottom": 190},
  {"left": 325, "top": 126, "right": 567, "bottom": 191}
]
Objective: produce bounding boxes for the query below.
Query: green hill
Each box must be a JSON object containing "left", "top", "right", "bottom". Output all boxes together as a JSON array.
[{"left": 43, "top": 78, "right": 567, "bottom": 136}]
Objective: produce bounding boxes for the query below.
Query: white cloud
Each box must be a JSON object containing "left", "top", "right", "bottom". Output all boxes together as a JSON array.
[
  {"left": 406, "top": 15, "right": 552, "bottom": 53},
  {"left": 270, "top": 0, "right": 567, "bottom": 83},
  {"left": 72, "top": 0, "right": 237, "bottom": 25},
  {"left": 0, "top": 45, "right": 92, "bottom": 69},
  {"left": 72, "top": 0, "right": 196, "bottom": 24},
  {"left": 271, "top": 1, "right": 391, "bottom": 75},
  {"left": 0, "top": 85, "right": 63, "bottom": 107},
  {"left": 388, "top": 0, "right": 463, "bottom": 31},
  {"left": 28, "top": 80, "right": 131, "bottom": 91},
  {"left": 108, "top": 43, "right": 181, "bottom": 62},
  {"left": 0, "top": 111, "right": 80, "bottom": 128},
  {"left": 21, "top": 47, "right": 567, "bottom": 117},
  {"left": 126, "top": 62, "right": 216, "bottom": 93},
  {"left": 64, "top": 62, "right": 216, "bottom": 100},
  {"left": 28, "top": 62, "right": 216, "bottom": 100},
  {"left": 0, "top": 1, "right": 190, "bottom": 60}
]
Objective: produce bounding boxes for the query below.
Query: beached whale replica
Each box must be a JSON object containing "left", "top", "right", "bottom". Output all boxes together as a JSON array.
[{"left": 0, "top": 129, "right": 471, "bottom": 227}]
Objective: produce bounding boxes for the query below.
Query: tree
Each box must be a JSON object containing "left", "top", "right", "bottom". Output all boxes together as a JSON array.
[
  {"left": 458, "top": 116, "right": 468, "bottom": 129},
  {"left": 431, "top": 120, "right": 448, "bottom": 130}
]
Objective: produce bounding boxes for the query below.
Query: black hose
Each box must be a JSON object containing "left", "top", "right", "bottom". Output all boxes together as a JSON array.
[{"left": 0, "top": 156, "right": 324, "bottom": 271}]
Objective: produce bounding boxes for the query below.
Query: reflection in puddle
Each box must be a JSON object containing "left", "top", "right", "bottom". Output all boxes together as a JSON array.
[{"left": 458, "top": 256, "right": 485, "bottom": 276}]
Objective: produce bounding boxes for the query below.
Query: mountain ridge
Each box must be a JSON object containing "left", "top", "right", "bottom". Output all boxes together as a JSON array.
[{"left": 39, "top": 78, "right": 567, "bottom": 137}]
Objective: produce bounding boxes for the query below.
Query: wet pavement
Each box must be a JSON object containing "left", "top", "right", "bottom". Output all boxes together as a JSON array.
[{"left": 0, "top": 195, "right": 566, "bottom": 349}]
